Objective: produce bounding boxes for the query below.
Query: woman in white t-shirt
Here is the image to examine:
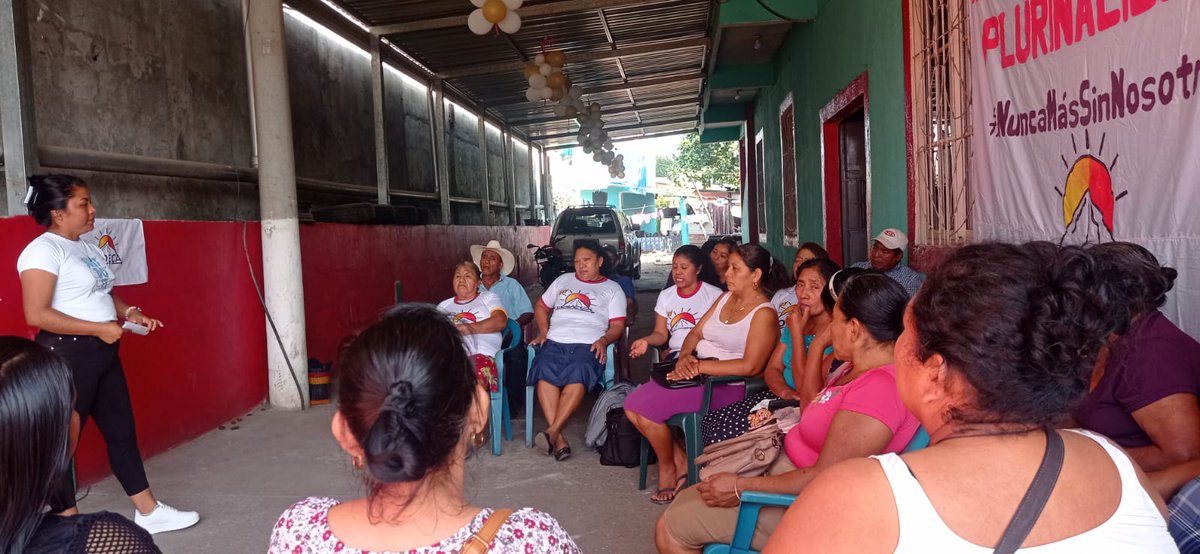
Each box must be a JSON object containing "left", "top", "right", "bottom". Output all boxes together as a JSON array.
[
  {"left": 16, "top": 175, "right": 198, "bottom": 535},
  {"left": 630, "top": 245, "right": 723, "bottom": 360},
  {"left": 528, "top": 240, "right": 627, "bottom": 462},
  {"left": 437, "top": 261, "right": 508, "bottom": 393}
]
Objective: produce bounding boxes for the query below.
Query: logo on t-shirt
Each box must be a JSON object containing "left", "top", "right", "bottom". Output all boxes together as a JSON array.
[
  {"left": 667, "top": 311, "right": 698, "bottom": 332},
  {"left": 95, "top": 230, "right": 124, "bottom": 265},
  {"left": 452, "top": 312, "right": 477, "bottom": 324},
  {"left": 80, "top": 256, "right": 115, "bottom": 292},
  {"left": 776, "top": 301, "right": 795, "bottom": 327},
  {"left": 558, "top": 290, "right": 595, "bottom": 313}
]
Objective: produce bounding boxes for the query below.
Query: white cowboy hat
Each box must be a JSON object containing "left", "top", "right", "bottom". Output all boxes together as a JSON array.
[{"left": 470, "top": 240, "right": 516, "bottom": 276}]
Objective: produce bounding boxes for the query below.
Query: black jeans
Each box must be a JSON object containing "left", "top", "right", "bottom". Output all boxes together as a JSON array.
[
  {"left": 38, "top": 332, "right": 150, "bottom": 512},
  {"left": 503, "top": 343, "right": 528, "bottom": 412}
]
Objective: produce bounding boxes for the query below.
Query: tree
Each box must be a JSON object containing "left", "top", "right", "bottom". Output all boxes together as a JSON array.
[{"left": 662, "top": 132, "right": 739, "bottom": 190}]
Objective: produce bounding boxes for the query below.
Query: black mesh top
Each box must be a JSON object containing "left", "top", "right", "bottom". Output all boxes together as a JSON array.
[{"left": 25, "top": 512, "right": 161, "bottom": 554}]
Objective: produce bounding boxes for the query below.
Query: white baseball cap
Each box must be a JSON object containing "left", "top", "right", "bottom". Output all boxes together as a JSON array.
[{"left": 872, "top": 228, "right": 908, "bottom": 252}]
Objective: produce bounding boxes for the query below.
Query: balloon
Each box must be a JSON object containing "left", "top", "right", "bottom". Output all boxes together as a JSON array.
[
  {"left": 618, "top": 171, "right": 626, "bottom": 179},
  {"left": 566, "top": 106, "right": 578, "bottom": 117},
  {"left": 525, "top": 88, "right": 539, "bottom": 102},
  {"left": 603, "top": 140, "right": 613, "bottom": 150},
  {"left": 582, "top": 145, "right": 593, "bottom": 154},
  {"left": 524, "top": 63, "right": 539, "bottom": 79},
  {"left": 502, "top": 0, "right": 524, "bottom": 8},
  {"left": 553, "top": 104, "right": 568, "bottom": 117},
  {"left": 569, "top": 85, "right": 583, "bottom": 99},
  {"left": 467, "top": 9, "right": 493, "bottom": 35},
  {"left": 528, "top": 74, "right": 546, "bottom": 88},
  {"left": 590, "top": 103, "right": 601, "bottom": 114},
  {"left": 497, "top": 10, "right": 521, "bottom": 33},
  {"left": 546, "top": 50, "right": 566, "bottom": 67},
  {"left": 539, "top": 63, "right": 552, "bottom": 76},
  {"left": 535, "top": 53, "right": 545, "bottom": 64},
  {"left": 482, "top": 0, "right": 507, "bottom": 24},
  {"left": 538, "top": 86, "right": 552, "bottom": 100},
  {"left": 471, "top": 0, "right": 487, "bottom": 6},
  {"left": 603, "top": 152, "right": 614, "bottom": 163},
  {"left": 550, "top": 87, "right": 564, "bottom": 101},
  {"left": 593, "top": 152, "right": 603, "bottom": 162},
  {"left": 547, "top": 72, "right": 566, "bottom": 89}
]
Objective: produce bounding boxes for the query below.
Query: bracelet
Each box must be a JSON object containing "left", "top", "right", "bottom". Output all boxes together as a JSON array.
[
  {"left": 123, "top": 306, "right": 140, "bottom": 319},
  {"left": 734, "top": 478, "right": 742, "bottom": 502}
]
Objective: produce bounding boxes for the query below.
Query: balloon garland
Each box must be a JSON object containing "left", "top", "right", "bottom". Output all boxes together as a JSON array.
[
  {"left": 573, "top": 102, "right": 626, "bottom": 179},
  {"left": 468, "top": 0, "right": 522, "bottom": 35},
  {"left": 524, "top": 48, "right": 569, "bottom": 102}
]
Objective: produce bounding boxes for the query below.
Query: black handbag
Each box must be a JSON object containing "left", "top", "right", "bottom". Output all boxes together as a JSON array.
[{"left": 650, "top": 360, "right": 706, "bottom": 389}]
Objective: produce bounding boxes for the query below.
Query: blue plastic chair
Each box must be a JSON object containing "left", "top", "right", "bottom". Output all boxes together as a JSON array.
[
  {"left": 638, "top": 375, "right": 745, "bottom": 490},
  {"left": 489, "top": 319, "right": 523, "bottom": 456},
  {"left": 701, "top": 426, "right": 932, "bottom": 554},
  {"left": 524, "top": 341, "right": 616, "bottom": 447}
]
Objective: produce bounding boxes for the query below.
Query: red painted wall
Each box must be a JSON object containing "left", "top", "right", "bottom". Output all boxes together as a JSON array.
[{"left": 1, "top": 216, "right": 548, "bottom": 484}]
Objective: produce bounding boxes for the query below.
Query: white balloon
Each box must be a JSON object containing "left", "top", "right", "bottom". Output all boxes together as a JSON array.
[
  {"left": 502, "top": 0, "right": 523, "bottom": 9},
  {"left": 525, "top": 87, "right": 539, "bottom": 102},
  {"left": 603, "top": 140, "right": 613, "bottom": 150},
  {"left": 603, "top": 152, "right": 615, "bottom": 163},
  {"left": 582, "top": 145, "right": 593, "bottom": 154},
  {"left": 577, "top": 132, "right": 588, "bottom": 143},
  {"left": 540, "top": 86, "right": 554, "bottom": 100},
  {"left": 618, "top": 171, "right": 626, "bottom": 179},
  {"left": 553, "top": 104, "right": 568, "bottom": 117},
  {"left": 589, "top": 103, "right": 601, "bottom": 114},
  {"left": 471, "top": 0, "right": 487, "bottom": 7},
  {"left": 539, "top": 63, "right": 552, "bottom": 76},
  {"left": 528, "top": 74, "right": 546, "bottom": 88},
  {"left": 467, "top": 9, "right": 492, "bottom": 35},
  {"left": 535, "top": 53, "right": 545, "bottom": 64},
  {"left": 569, "top": 85, "right": 584, "bottom": 99},
  {"left": 497, "top": 11, "right": 521, "bottom": 34},
  {"left": 615, "top": 154, "right": 624, "bottom": 161},
  {"left": 593, "top": 152, "right": 603, "bottom": 162}
]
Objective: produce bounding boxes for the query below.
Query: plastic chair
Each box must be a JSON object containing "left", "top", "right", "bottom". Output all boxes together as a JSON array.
[
  {"left": 701, "top": 426, "right": 932, "bottom": 554},
  {"left": 637, "top": 375, "right": 745, "bottom": 490},
  {"left": 525, "top": 341, "right": 616, "bottom": 447},
  {"left": 489, "top": 319, "right": 523, "bottom": 456}
]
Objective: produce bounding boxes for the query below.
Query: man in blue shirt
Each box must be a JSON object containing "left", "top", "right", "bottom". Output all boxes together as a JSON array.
[
  {"left": 472, "top": 240, "right": 535, "bottom": 410},
  {"left": 851, "top": 228, "right": 925, "bottom": 297}
]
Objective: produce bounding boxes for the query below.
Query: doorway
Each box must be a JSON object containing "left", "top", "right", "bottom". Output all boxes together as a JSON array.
[
  {"left": 820, "top": 73, "right": 870, "bottom": 266},
  {"left": 839, "top": 111, "right": 867, "bottom": 265}
]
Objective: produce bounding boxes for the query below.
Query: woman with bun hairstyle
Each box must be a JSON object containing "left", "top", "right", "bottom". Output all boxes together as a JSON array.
[
  {"left": 17, "top": 175, "right": 197, "bottom": 534},
  {"left": 270, "top": 304, "right": 579, "bottom": 553},
  {"left": 766, "top": 243, "right": 1176, "bottom": 552},
  {"left": 1074, "top": 242, "right": 1200, "bottom": 552}
]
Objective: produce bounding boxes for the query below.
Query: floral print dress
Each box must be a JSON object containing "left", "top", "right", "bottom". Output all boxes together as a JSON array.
[{"left": 269, "top": 497, "right": 580, "bottom": 554}]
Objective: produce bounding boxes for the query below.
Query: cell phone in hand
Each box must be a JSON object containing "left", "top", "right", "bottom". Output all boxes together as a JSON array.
[{"left": 121, "top": 321, "right": 150, "bottom": 336}]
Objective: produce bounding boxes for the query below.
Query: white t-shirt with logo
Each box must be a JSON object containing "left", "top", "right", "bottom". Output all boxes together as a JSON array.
[
  {"left": 16, "top": 232, "right": 118, "bottom": 323},
  {"left": 771, "top": 287, "right": 798, "bottom": 329},
  {"left": 540, "top": 274, "right": 627, "bottom": 344},
  {"left": 437, "top": 291, "right": 507, "bottom": 357},
  {"left": 655, "top": 282, "right": 723, "bottom": 353}
]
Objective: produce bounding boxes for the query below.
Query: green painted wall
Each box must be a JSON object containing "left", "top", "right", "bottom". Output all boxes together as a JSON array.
[{"left": 752, "top": 0, "right": 907, "bottom": 260}]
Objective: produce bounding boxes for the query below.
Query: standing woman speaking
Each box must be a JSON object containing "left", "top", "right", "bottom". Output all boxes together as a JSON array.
[{"left": 17, "top": 174, "right": 199, "bottom": 535}]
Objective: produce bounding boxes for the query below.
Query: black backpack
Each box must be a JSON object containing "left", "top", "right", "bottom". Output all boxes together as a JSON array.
[{"left": 599, "top": 408, "right": 657, "bottom": 467}]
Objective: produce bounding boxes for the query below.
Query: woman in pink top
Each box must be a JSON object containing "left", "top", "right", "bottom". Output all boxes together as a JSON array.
[{"left": 656, "top": 272, "right": 918, "bottom": 553}]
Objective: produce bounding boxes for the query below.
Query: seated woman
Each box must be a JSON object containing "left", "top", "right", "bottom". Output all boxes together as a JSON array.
[
  {"left": 708, "top": 238, "right": 738, "bottom": 291},
  {"left": 656, "top": 272, "right": 918, "bottom": 553},
  {"left": 765, "top": 243, "right": 1176, "bottom": 553},
  {"left": 437, "top": 261, "right": 508, "bottom": 393},
  {"left": 625, "top": 245, "right": 733, "bottom": 503},
  {"left": 1073, "top": 242, "right": 1200, "bottom": 551},
  {"left": 701, "top": 259, "right": 844, "bottom": 446},
  {"left": 770, "top": 242, "right": 831, "bottom": 329},
  {"left": 528, "top": 240, "right": 627, "bottom": 462},
  {"left": 1, "top": 337, "right": 159, "bottom": 554},
  {"left": 270, "top": 304, "right": 579, "bottom": 553}
]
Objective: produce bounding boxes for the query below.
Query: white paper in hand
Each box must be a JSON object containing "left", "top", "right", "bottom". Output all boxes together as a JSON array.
[{"left": 122, "top": 321, "right": 150, "bottom": 336}]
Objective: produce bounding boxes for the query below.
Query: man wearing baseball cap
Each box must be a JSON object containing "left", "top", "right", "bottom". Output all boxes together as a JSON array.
[
  {"left": 472, "top": 239, "right": 535, "bottom": 410},
  {"left": 851, "top": 228, "right": 925, "bottom": 296}
]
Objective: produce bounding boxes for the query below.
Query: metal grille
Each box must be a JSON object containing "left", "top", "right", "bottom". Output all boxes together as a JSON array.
[{"left": 909, "top": 0, "right": 973, "bottom": 245}]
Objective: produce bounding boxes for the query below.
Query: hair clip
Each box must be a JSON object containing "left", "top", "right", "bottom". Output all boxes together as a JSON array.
[
  {"left": 827, "top": 269, "right": 843, "bottom": 301},
  {"left": 23, "top": 186, "right": 36, "bottom": 206}
]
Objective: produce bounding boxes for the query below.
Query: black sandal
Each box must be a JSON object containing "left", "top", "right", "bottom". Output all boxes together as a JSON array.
[{"left": 553, "top": 445, "right": 572, "bottom": 461}]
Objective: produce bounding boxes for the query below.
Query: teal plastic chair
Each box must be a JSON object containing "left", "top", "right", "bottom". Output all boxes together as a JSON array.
[
  {"left": 637, "top": 375, "right": 745, "bottom": 490},
  {"left": 701, "top": 426, "right": 932, "bottom": 554},
  {"left": 525, "top": 341, "right": 616, "bottom": 447},
  {"left": 489, "top": 319, "right": 522, "bottom": 456}
]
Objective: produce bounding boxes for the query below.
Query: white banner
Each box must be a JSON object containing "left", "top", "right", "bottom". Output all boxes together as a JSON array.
[
  {"left": 81, "top": 219, "right": 148, "bottom": 286},
  {"left": 969, "top": 0, "right": 1200, "bottom": 337}
]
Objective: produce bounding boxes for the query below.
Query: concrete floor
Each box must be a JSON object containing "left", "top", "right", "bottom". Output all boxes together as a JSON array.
[{"left": 79, "top": 254, "right": 679, "bottom": 553}]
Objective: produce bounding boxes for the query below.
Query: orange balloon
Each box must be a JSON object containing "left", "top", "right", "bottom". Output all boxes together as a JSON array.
[
  {"left": 550, "top": 87, "right": 565, "bottom": 101},
  {"left": 545, "top": 50, "right": 566, "bottom": 67},
  {"left": 547, "top": 72, "right": 566, "bottom": 89},
  {"left": 482, "top": 0, "right": 507, "bottom": 23},
  {"left": 524, "top": 63, "right": 539, "bottom": 79}
]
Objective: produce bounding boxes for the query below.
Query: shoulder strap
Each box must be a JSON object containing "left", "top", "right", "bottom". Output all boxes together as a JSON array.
[
  {"left": 459, "top": 509, "right": 514, "bottom": 554},
  {"left": 993, "top": 429, "right": 1065, "bottom": 554}
]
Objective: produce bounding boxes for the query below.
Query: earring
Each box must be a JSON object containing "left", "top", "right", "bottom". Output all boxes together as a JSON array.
[
  {"left": 471, "top": 430, "right": 486, "bottom": 448},
  {"left": 352, "top": 455, "right": 363, "bottom": 469}
]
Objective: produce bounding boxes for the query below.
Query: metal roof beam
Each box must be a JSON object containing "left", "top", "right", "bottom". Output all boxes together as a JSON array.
[
  {"left": 509, "top": 97, "right": 697, "bottom": 126},
  {"left": 493, "top": 72, "right": 703, "bottom": 107},
  {"left": 439, "top": 37, "right": 708, "bottom": 79},
  {"left": 370, "top": 0, "right": 671, "bottom": 36},
  {"left": 542, "top": 128, "right": 694, "bottom": 150},
  {"left": 528, "top": 116, "right": 696, "bottom": 141}
]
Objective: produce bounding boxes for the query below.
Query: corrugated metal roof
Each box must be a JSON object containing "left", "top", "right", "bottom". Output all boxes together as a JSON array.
[{"left": 313, "top": 0, "right": 715, "bottom": 146}]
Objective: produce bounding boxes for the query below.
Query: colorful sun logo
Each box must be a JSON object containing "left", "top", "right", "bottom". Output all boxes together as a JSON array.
[
  {"left": 1056, "top": 130, "right": 1128, "bottom": 242},
  {"left": 452, "top": 312, "right": 478, "bottom": 324},
  {"left": 563, "top": 292, "right": 593, "bottom": 308},
  {"left": 668, "top": 311, "right": 697, "bottom": 330},
  {"left": 97, "top": 234, "right": 117, "bottom": 251}
]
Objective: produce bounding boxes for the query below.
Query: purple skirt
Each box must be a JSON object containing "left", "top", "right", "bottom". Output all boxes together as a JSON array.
[{"left": 623, "top": 379, "right": 746, "bottom": 424}]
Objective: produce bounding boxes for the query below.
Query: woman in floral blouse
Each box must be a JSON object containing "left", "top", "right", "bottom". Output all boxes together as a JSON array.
[{"left": 269, "top": 304, "right": 579, "bottom": 554}]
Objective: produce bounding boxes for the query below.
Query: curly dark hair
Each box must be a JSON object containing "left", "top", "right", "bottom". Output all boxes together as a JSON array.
[
  {"left": 911, "top": 242, "right": 1112, "bottom": 426},
  {"left": 1090, "top": 242, "right": 1177, "bottom": 334}
]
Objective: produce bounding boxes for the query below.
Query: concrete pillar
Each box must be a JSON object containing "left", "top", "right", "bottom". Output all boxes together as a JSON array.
[
  {"left": 503, "top": 127, "right": 517, "bottom": 224},
  {"left": 527, "top": 141, "right": 537, "bottom": 221},
  {"left": 0, "top": 0, "right": 39, "bottom": 216},
  {"left": 743, "top": 103, "right": 758, "bottom": 244},
  {"left": 542, "top": 149, "right": 554, "bottom": 222},
  {"left": 430, "top": 79, "right": 451, "bottom": 224},
  {"left": 477, "top": 115, "right": 492, "bottom": 225},
  {"left": 248, "top": 0, "right": 309, "bottom": 409},
  {"left": 369, "top": 34, "right": 389, "bottom": 205}
]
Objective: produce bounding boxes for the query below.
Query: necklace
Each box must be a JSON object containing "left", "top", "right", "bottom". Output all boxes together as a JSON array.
[{"left": 722, "top": 296, "right": 751, "bottom": 324}]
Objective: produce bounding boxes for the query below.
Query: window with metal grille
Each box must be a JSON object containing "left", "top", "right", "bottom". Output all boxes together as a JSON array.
[
  {"left": 909, "top": 0, "right": 973, "bottom": 246},
  {"left": 780, "top": 95, "right": 798, "bottom": 247}
]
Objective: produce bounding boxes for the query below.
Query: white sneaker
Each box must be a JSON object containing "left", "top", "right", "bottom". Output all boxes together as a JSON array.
[{"left": 134, "top": 501, "right": 200, "bottom": 534}]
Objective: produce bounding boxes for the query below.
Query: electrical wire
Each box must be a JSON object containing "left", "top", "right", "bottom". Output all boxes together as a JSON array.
[{"left": 754, "top": 0, "right": 806, "bottom": 23}]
